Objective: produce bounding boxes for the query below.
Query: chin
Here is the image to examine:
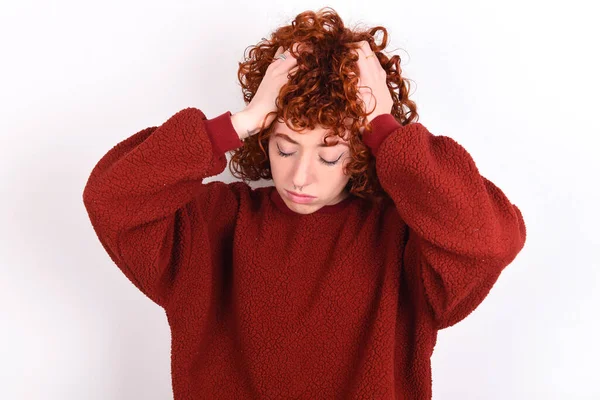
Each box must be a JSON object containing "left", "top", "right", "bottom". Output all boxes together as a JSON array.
[{"left": 284, "top": 198, "right": 319, "bottom": 213}]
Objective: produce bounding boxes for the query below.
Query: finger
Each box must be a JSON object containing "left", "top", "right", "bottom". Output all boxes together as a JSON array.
[
  {"left": 360, "top": 40, "right": 373, "bottom": 55},
  {"left": 278, "top": 47, "right": 299, "bottom": 69},
  {"left": 272, "top": 46, "right": 297, "bottom": 66},
  {"left": 354, "top": 41, "right": 377, "bottom": 63},
  {"left": 352, "top": 41, "right": 367, "bottom": 56},
  {"left": 273, "top": 46, "right": 285, "bottom": 60}
]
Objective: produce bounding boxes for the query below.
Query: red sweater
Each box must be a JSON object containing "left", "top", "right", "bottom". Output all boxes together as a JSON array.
[{"left": 82, "top": 107, "right": 526, "bottom": 399}]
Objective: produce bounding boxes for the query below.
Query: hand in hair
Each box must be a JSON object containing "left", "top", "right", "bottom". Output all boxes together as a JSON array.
[
  {"left": 351, "top": 40, "right": 394, "bottom": 129},
  {"left": 242, "top": 43, "right": 305, "bottom": 136}
]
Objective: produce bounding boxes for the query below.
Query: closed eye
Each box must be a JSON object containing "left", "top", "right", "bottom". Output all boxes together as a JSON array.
[{"left": 276, "top": 144, "right": 342, "bottom": 166}]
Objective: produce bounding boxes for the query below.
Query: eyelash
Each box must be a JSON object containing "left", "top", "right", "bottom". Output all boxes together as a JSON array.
[{"left": 276, "top": 146, "right": 341, "bottom": 166}]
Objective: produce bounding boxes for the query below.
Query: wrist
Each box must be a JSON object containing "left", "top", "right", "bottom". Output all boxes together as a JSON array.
[{"left": 231, "top": 109, "right": 260, "bottom": 140}]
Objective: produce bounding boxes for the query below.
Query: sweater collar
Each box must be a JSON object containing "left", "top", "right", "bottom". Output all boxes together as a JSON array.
[{"left": 270, "top": 187, "right": 354, "bottom": 215}]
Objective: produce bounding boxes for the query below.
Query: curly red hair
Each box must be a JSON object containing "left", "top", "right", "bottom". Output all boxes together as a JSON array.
[{"left": 228, "top": 7, "right": 419, "bottom": 200}]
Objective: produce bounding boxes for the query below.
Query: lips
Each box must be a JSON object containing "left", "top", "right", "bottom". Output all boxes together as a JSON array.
[
  {"left": 285, "top": 190, "right": 316, "bottom": 204},
  {"left": 286, "top": 190, "right": 315, "bottom": 198}
]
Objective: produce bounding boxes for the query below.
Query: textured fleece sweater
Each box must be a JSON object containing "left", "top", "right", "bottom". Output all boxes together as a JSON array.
[{"left": 82, "top": 107, "right": 526, "bottom": 399}]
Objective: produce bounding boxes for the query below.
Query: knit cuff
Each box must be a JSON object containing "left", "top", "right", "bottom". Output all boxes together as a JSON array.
[
  {"left": 204, "top": 111, "right": 244, "bottom": 155},
  {"left": 362, "top": 113, "right": 402, "bottom": 156}
]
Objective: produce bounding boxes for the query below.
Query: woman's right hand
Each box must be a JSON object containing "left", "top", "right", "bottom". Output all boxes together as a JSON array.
[{"left": 235, "top": 44, "right": 302, "bottom": 138}]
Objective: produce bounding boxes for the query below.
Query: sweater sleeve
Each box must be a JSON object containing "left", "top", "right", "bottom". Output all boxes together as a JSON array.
[
  {"left": 82, "top": 107, "right": 244, "bottom": 308},
  {"left": 363, "top": 114, "right": 527, "bottom": 330}
]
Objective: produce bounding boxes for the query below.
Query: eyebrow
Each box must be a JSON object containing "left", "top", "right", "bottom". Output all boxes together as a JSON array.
[{"left": 274, "top": 133, "right": 349, "bottom": 148}]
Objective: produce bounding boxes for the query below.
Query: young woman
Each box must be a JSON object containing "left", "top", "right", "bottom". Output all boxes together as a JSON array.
[{"left": 83, "top": 8, "right": 526, "bottom": 399}]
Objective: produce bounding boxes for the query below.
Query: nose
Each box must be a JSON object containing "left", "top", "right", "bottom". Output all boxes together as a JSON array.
[{"left": 291, "top": 153, "right": 313, "bottom": 189}]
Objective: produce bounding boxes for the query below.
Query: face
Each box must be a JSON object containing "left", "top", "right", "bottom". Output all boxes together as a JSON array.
[{"left": 268, "top": 119, "right": 352, "bottom": 215}]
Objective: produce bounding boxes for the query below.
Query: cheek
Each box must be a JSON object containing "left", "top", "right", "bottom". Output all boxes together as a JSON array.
[{"left": 334, "top": 169, "right": 351, "bottom": 184}]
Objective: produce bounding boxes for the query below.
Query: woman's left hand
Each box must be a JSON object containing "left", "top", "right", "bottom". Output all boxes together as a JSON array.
[{"left": 351, "top": 40, "right": 394, "bottom": 127}]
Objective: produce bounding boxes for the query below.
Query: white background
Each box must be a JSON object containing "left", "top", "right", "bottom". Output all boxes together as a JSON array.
[{"left": 1, "top": 0, "right": 598, "bottom": 399}]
